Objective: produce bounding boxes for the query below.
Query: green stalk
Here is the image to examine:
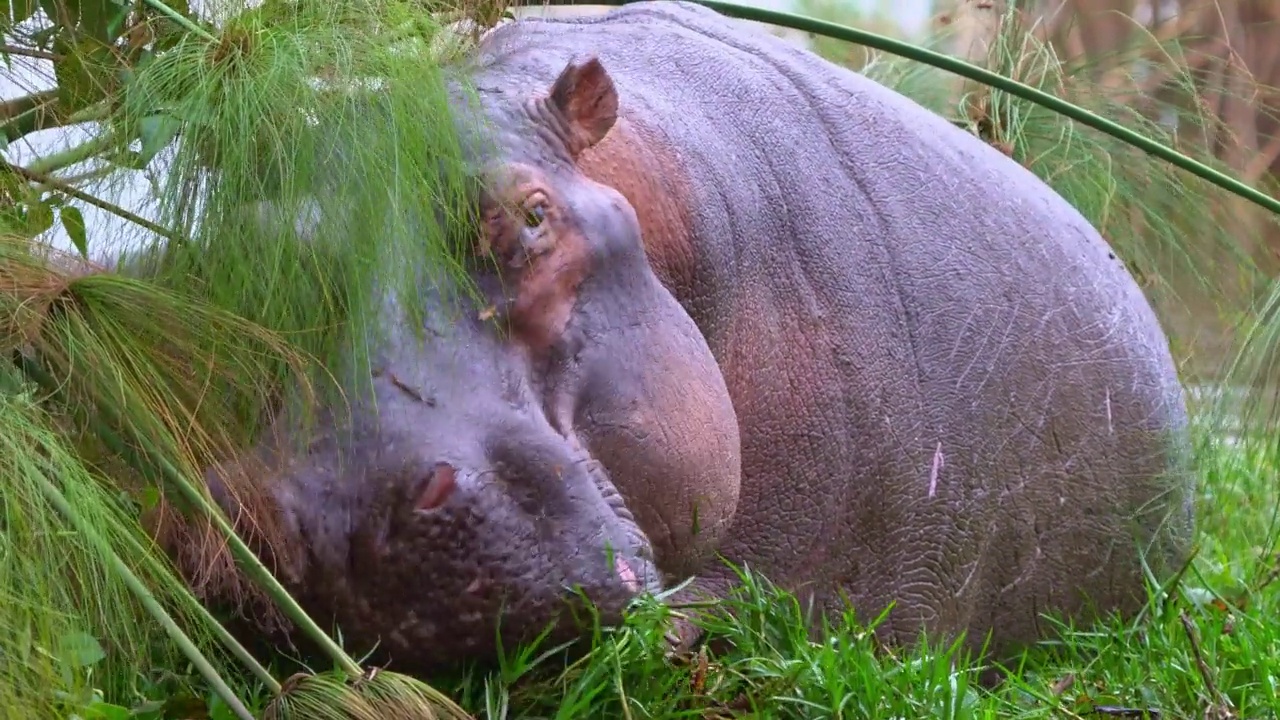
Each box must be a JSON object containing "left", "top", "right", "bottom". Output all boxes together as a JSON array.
[
  {"left": 118, "top": 524, "right": 283, "bottom": 694},
  {"left": 31, "top": 471, "right": 257, "bottom": 720},
  {"left": 545, "top": 0, "right": 1280, "bottom": 218},
  {"left": 25, "top": 129, "right": 124, "bottom": 176},
  {"left": 8, "top": 162, "right": 182, "bottom": 242},
  {"left": 15, "top": 354, "right": 366, "bottom": 680},
  {"left": 142, "top": 0, "right": 219, "bottom": 42},
  {"left": 193, "top": 594, "right": 286, "bottom": 695}
]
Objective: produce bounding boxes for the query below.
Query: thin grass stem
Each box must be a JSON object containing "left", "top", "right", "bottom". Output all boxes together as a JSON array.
[
  {"left": 142, "top": 0, "right": 218, "bottom": 42},
  {"left": 31, "top": 470, "right": 257, "bottom": 720},
  {"left": 116, "top": 526, "right": 284, "bottom": 694},
  {"left": 15, "top": 353, "right": 366, "bottom": 679},
  {"left": 7, "top": 162, "right": 182, "bottom": 243}
]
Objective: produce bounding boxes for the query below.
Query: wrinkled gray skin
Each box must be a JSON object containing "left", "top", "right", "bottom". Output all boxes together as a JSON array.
[{"left": 205, "top": 1, "right": 1195, "bottom": 674}]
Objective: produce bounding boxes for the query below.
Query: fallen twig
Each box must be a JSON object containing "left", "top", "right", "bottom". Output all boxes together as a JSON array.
[{"left": 1179, "top": 610, "right": 1235, "bottom": 719}]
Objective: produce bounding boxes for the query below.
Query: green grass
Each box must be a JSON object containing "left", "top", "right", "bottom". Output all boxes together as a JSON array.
[{"left": 60, "top": 421, "right": 1280, "bottom": 719}]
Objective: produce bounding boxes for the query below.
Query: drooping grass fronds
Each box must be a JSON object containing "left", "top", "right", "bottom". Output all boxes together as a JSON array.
[
  {"left": 113, "top": 0, "right": 489, "bottom": 425},
  {"left": 19, "top": 0, "right": 496, "bottom": 672},
  {"left": 16, "top": 354, "right": 465, "bottom": 718},
  {"left": 7, "top": 0, "right": 500, "bottom": 712},
  {"left": 0, "top": 363, "right": 251, "bottom": 718},
  {"left": 0, "top": 230, "right": 319, "bottom": 619},
  {"left": 4, "top": 227, "right": 474, "bottom": 716},
  {"left": 29, "top": 467, "right": 258, "bottom": 720}
]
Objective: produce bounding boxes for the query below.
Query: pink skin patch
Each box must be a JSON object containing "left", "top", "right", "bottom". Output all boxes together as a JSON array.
[
  {"left": 415, "top": 463, "right": 457, "bottom": 512},
  {"left": 615, "top": 555, "right": 640, "bottom": 593}
]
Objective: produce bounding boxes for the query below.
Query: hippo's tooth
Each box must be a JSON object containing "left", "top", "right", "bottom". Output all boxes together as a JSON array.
[{"left": 615, "top": 556, "right": 640, "bottom": 593}]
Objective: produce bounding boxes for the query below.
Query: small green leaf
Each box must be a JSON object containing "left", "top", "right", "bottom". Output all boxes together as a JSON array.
[
  {"left": 60, "top": 204, "right": 88, "bottom": 257},
  {"left": 81, "top": 700, "right": 131, "bottom": 720},
  {"left": 58, "top": 630, "right": 106, "bottom": 668},
  {"left": 207, "top": 693, "right": 241, "bottom": 720},
  {"left": 24, "top": 198, "right": 55, "bottom": 236},
  {"left": 137, "top": 484, "right": 161, "bottom": 511},
  {"left": 137, "top": 113, "right": 181, "bottom": 165}
]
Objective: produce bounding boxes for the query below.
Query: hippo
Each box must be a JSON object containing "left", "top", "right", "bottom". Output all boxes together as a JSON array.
[{"left": 199, "top": 0, "right": 1195, "bottom": 675}]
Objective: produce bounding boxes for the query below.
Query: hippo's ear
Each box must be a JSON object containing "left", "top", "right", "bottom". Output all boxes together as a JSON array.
[{"left": 548, "top": 56, "right": 618, "bottom": 157}]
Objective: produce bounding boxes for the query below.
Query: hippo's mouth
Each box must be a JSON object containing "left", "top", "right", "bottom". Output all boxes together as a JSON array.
[
  {"left": 579, "top": 456, "right": 664, "bottom": 597},
  {"left": 370, "top": 448, "right": 663, "bottom": 621},
  {"left": 391, "top": 453, "right": 663, "bottom": 664}
]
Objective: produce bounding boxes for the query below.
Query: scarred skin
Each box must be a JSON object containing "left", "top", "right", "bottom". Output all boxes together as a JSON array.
[{"left": 201, "top": 1, "right": 1195, "bottom": 674}]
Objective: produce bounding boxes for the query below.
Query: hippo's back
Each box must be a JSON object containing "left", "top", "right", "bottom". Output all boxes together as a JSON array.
[{"left": 478, "top": 2, "right": 1194, "bottom": 656}]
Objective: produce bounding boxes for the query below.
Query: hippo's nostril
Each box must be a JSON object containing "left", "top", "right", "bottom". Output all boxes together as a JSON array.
[{"left": 415, "top": 462, "right": 457, "bottom": 512}]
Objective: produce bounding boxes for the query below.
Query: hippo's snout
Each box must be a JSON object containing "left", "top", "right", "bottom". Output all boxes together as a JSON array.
[
  {"left": 388, "top": 447, "right": 662, "bottom": 602},
  {"left": 243, "top": 402, "right": 664, "bottom": 671}
]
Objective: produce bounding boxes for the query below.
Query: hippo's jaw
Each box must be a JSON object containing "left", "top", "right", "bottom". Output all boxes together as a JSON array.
[{"left": 583, "top": 458, "right": 665, "bottom": 596}]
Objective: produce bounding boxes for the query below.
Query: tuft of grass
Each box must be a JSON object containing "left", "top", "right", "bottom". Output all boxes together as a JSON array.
[
  {"left": 2, "top": 0, "right": 497, "bottom": 713},
  {"left": 1, "top": 230, "right": 317, "bottom": 622}
]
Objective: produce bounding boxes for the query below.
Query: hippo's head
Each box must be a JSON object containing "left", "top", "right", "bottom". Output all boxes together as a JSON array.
[{"left": 206, "top": 56, "right": 743, "bottom": 671}]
